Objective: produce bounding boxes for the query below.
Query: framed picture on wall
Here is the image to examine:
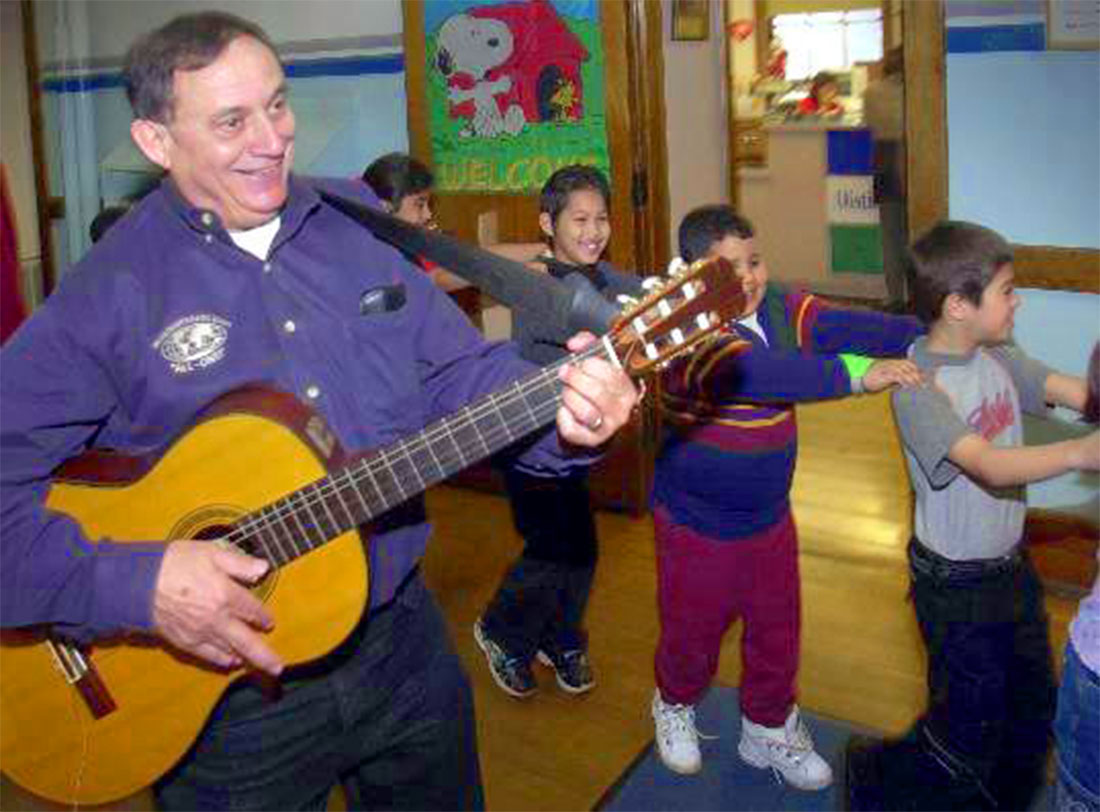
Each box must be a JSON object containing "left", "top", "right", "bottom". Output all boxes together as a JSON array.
[
  {"left": 671, "top": 0, "right": 709, "bottom": 41},
  {"left": 1047, "top": 0, "right": 1100, "bottom": 49}
]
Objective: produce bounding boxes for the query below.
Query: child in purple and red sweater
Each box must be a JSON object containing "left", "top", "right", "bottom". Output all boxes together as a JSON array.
[{"left": 649, "top": 205, "right": 924, "bottom": 788}]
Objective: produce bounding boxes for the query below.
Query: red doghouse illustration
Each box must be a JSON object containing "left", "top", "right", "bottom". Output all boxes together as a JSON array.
[{"left": 435, "top": 0, "right": 589, "bottom": 138}]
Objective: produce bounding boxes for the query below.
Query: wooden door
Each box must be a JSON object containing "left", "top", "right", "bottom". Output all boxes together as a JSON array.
[{"left": 401, "top": 0, "right": 668, "bottom": 514}]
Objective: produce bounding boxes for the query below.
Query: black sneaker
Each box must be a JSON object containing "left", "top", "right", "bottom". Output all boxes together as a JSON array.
[
  {"left": 473, "top": 619, "right": 537, "bottom": 699},
  {"left": 535, "top": 645, "right": 595, "bottom": 694}
]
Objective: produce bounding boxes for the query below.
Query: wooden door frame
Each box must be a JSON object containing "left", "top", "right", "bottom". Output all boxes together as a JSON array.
[
  {"left": 905, "top": 0, "right": 1098, "bottom": 294},
  {"left": 21, "top": 0, "right": 57, "bottom": 299},
  {"left": 621, "top": 0, "right": 670, "bottom": 271}
]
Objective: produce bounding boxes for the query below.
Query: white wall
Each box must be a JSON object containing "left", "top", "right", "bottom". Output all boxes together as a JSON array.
[
  {"left": 33, "top": 0, "right": 402, "bottom": 62},
  {"left": 947, "top": 50, "right": 1100, "bottom": 249},
  {"left": 662, "top": 0, "right": 729, "bottom": 260},
  {"left": 1014, "top": 288, "right": 1100, "bottom": 515}
]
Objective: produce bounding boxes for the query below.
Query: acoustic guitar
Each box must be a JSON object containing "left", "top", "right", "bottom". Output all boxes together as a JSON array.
[{"left": 0, "top": 257, "right": 745, "bottom": 805}]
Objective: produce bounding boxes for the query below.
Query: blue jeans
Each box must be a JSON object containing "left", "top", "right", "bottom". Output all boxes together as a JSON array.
[
  {"left": 1054, "top": 640, "right": 1100, "bottom": 811},
  {"left": 155, "top": 570, "right": 483, "bottom": 810}
]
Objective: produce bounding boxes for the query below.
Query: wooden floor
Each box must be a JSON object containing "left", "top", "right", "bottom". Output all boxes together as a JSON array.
[{"left": 1, "top": 393, "right": 1078, "bottom": 811}]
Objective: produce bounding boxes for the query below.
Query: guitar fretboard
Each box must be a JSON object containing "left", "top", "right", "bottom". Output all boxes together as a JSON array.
[{"left": 225, "top": 342, "right": 608, "bottom": 567}]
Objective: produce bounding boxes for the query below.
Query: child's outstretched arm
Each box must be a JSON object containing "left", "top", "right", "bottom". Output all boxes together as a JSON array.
[
  {"left": 947, "top": 429, "right": 1099, "bottom": 488},
  {"left": 1044, "top": 371, "right": 1089, "bottom": 413},
  {"left": 799, "top": 295, "right": 924, "bottom": 358},
  {"left": 666, "top": 335, "right": 915, "bottom": 405}
]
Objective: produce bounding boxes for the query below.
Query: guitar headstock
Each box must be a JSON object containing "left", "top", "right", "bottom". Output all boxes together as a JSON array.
[{"left": 609, "top": 256, "right": 746, "bottom": 377}]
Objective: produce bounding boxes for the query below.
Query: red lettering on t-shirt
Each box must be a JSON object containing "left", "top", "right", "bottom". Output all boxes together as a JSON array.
[{"left": 966, "top": 389, "right": 1015, "bottom": 441}]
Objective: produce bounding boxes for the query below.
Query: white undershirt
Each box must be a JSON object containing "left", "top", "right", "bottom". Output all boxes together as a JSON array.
[
  {"left": 228, "top": 216, "right": 281, "bottom": 260},
  {"left": 736, "top": 311, "right": 768, "bottom": 346}
]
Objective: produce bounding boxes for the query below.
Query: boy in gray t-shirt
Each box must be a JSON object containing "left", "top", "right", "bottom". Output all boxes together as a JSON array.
[{"left": 846, "top": 221, "right": 1099, "bottom": 812}]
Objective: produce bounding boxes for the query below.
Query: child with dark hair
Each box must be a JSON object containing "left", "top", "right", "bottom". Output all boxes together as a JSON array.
[
  {"left": 473, "top": 164, "right": 643, "bottom": 699},
  {"left": 650, "top": 204, "right": 924, "bottom": 787},
  {"left": 362, "top": 152, "right": 469, "bottom": 292},
  {"left": 846, "top": 221, "right": 1099, "bottom": 811}
]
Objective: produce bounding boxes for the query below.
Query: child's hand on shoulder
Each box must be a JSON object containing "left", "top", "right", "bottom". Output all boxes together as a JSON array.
[
  {"left": 862, "top": 359, "right": 923, "bottom": 393},
  {"left": 1068, "top": 430, "right": 1100, "bottom": 471}
]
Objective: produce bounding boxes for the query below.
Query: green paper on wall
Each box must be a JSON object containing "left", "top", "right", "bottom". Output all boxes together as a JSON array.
[{"left": 830, "top": 224, "right": 884, "bottom": 275}]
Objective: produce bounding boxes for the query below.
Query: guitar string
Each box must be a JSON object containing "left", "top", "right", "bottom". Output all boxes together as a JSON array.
[
  {"left": 221, "top": 344, "right": 604, "bottom": 558},
  {"left": 224, "top": 364, "right": 568, "bottom": 558}
]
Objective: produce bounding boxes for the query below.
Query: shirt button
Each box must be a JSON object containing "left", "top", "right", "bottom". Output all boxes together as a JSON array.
[
  {"left": 204, "top": 234, "right": 213, "bottom": 244},
  {"left": 263, "top": 262, "right": 273, "bottom": 274},
  {"left": 305, "top": 385, "right": 321, "bottom": 400},
  {"left": 283, "top": 320, "right": 296, "bottom": 334}
]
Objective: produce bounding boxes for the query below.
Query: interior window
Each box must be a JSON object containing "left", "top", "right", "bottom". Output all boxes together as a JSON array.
[{"left": 773, "top": 10, "right": 883, "bottom": 81}]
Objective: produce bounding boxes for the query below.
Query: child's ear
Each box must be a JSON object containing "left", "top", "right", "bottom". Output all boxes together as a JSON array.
[
  {"left": 943, "top": 292, "right": 972, "bottom": 322},
  {"left": 538, "top": 212, "right": 555, "bottom": 240}
]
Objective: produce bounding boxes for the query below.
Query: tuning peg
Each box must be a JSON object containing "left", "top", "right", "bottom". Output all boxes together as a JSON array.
[
  {"left": 641, "top": 276, "right": 663, "bottom": 292},
  {"left": 617, "top": 294, "right": 640, "bottom": 309}
]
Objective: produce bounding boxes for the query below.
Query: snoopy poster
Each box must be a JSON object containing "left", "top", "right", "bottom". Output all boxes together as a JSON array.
[{"left": 423, "top": 0, "right": 610, "bottom": 193}]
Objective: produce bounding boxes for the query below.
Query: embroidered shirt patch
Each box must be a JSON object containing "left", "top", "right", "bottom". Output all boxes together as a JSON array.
[{"left": 153, "top": 315, "right": 231, "bottom": 374}]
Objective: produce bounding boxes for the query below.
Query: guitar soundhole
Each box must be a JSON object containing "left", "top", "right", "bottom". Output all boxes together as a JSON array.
[{"left": 171, "top": 505, "right": 278, "bottom": 602}]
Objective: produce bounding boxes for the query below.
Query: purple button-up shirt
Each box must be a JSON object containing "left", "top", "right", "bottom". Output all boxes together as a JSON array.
[{"left": 0, "top": 175, "right": 585, "bottom": 641}]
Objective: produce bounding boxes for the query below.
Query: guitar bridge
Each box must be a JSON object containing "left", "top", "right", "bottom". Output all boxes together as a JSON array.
[{"left": 47, "top": 639, "right": 116, "bottom": 719}]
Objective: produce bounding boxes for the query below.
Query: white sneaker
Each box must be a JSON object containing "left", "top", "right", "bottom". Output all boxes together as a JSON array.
[
  {"left": 651, "top": 690, "right": 702, "bottom": 775},
  {"left": 738, "top": 706, "right": 833, "bottom": 790}
]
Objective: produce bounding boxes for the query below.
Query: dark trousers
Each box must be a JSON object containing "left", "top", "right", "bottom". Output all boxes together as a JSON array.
[
  {"left": 858, "top": 540, "right": 1055, "bottom": 811},
  {"left": 480, "top": 468, "right": 598, "bottom": 661},
  {"left": 155, "top": 570, "right": 483, "bottom": 811}
]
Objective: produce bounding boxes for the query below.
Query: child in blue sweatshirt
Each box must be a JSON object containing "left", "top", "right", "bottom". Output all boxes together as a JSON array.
[{"left": 650, "top": 205, "right": 924, "bottom": 788}]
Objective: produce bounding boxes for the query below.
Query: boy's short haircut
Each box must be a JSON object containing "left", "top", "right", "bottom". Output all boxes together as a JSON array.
[
  {"left": 678, "top": 204, "right": 755, "bottom": 263},
  {"left": 539, "top": 164, "right": 610, "bottom": 225},
  {"left": 362, "top": 153, "right": 434, "bottom": 208},
  {"left": 906, "top": 220, "right": 1013, "bottom": 325}
]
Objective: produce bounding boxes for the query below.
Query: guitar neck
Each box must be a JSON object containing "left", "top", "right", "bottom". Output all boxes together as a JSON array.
[{"left": 227, "top": 341, "right": 613, "bottom": 567}]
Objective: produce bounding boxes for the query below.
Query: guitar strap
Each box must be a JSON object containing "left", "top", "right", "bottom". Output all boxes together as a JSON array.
[{"left": 318, "top": 190, "right": 620, "bottom": 338}]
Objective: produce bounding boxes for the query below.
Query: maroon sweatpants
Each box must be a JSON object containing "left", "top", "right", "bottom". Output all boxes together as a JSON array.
[{"left": 653, "top": 504, "right": 800, "bottom": 727}]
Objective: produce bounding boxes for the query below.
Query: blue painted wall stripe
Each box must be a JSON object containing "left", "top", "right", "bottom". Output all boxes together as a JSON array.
[
  {"left": 284, "top": 54, "right": 404, "bottom": 78},
  {"left": 42, "top": 74, "right": 125, "bottom": 93},
  {"left": 43, "top": 53, "right": 405, "bottom": 93},
  {"left": 946, "top": 23, "right": 1046, "bottom": 53}
]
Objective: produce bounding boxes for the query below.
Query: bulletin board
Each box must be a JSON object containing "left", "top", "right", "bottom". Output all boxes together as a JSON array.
[{"left": 1047, "top": 0, "right": 1100, "bottom": 50}]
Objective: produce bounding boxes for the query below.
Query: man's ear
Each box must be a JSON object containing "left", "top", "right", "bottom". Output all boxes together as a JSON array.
[
  {"left": 130, "top": 119, "right": 172, "bottom": 170},
  {"left": 538, "top": 212, "right": 554, "bottom": 240}
]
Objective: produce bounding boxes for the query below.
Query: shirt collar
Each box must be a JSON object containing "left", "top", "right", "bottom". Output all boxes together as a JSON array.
[{"left": 158, "top": 173, "right": 322, "bottom": 245}]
